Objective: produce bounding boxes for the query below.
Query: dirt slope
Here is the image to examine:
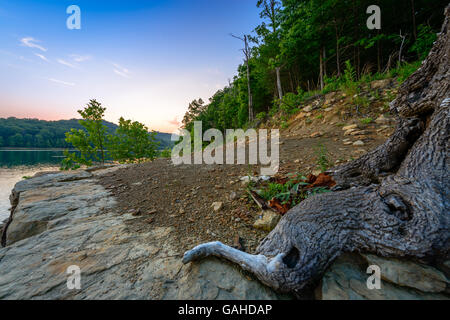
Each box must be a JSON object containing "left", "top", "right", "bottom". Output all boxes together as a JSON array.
[{"left": 98, "top": 79, "right": 398, "bottom": 254}]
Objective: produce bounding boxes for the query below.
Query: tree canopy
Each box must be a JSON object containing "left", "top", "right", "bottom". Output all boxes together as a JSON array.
[
  {"left": 0, "top": 117, "right": 173, "bottom": 150},
  {"left": 182, "top": 0, "right": 447, "bottom": 134}
]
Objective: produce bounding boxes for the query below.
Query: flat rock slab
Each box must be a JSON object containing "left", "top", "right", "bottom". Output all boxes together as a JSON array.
[{"left": 0, "top": 167, "right": 289, "bottom": 300}]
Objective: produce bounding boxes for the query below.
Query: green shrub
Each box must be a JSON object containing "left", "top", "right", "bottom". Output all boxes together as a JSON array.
[
  {"left": 160, "top": 148, "right": 172, "bottom": 158},
  {"left": 360, "top": 117, "right": 373, "bottom": 125},
  {"left": 315, "top": 144, "right": 331, "bottom": 172},
  {"left": 409, "top": 24, "right": 438, "bottom": 60},
  {"left": 63, "top": 100, "right": 109, "bottom": 169},
  {"left": 107, "top": 117, "right": 159, "bottom": 164},
  {"left": 339, "top": 61, "right": 360, "bottom": 99},
  {"left": 279, "top": 92, "right": 302, "bottom": 115},
  {"left": 354, "top": 95, "right": 370, "bottom": 109},
  {"left": 323, "top": 75, "right": 340, "bottom": 93},
  {"left": 394, "top": 61, "right": 421, "bottom": 84},
  {"left": 256, "top": 112, "right": 267, "bottom": 120},
  {"left": 61, "top": 100, "right": 160, "bottom": 169}
]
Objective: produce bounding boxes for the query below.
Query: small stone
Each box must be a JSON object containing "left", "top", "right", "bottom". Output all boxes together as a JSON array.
[
  {"left": 344, "top": 128, "right": 357, "bottom": 135},
  {"left": 303, "top": 105, "right": 313, "bottom": 112},
  {"left": 342, "top": 124, "right": 358, "bottom": 131},
  {"left": 179, "top": 208, "right": 185, "bottom": 214},
  {"left": 295, "top": 112, "right": 307, "bottom": 120},
  {"left": 294, "top": 159, "right": 300, "bottom": 163},
  {"left": 229, "top": 192, "right": 237, "bottom": 201},
  {"left": 353, "top": 140, "right": 365, "bottom": 146},
  {"left": 253, "top": 210, "right": 281, "bottom": 232},
  {"left": 350, "top": 130, "right": 368, "bottom": 136},
  {"left": 212, "top": 202, "right": 223, "bottom": 212}
]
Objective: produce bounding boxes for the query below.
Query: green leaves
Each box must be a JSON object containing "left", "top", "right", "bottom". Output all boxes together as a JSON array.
[
  {"left": 62, "top": 100, "right": 160, "bottom": 169},
  {"left": 180, "top": 0, "right": 445, "bottom": 141},
  {"left": 63, "top": 100, "right": 109, "bottom": 168},
  {"left": 409, "top": 24, "right": 438, "bottom": 60},
  {"left": 107, "top": 117, "right": 159, "bottom": 163}
]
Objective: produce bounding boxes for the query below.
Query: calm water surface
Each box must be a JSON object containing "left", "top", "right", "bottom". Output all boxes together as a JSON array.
[{"left": 0, "top": 149, "right": 66, "bottom": 221}]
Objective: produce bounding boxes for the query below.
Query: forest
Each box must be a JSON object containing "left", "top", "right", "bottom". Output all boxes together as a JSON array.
[
  {"left": 182, "top": 0, "right": 448, "bottom": 134},
  {"left": 0, "top": 117, "right": 173, "bottom": 150}
]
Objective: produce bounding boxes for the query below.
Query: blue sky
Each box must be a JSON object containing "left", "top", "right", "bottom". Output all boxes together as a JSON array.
[{"left": 0, "top": 0, "right": 261, "bottom": 132}]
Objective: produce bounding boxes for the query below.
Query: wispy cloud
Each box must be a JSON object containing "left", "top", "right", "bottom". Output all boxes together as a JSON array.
[
  {"left": 57, "top": 59, "right": 76, "bottom": 68},
  {"left": 35, "top": 53, "right": 49, "bottom": 62},
  {"left": 70, "top": 54, "right": 91, "bottom": 63},
  {"left": 20, "top": 37, "right": 47, "bottom": 52},
  {"left": 112, "top": 63, "right": 130, "bottom": 78},
  {"left": 47, "top": 78, "right": 75, "bottom": 87}
]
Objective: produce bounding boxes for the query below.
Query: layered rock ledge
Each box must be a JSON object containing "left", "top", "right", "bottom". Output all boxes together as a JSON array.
[
  {"left": 0, "top": 167, "right": 289, "bottom": 300},
  {"left": 0, "top": 167, "right": 447, "bottom": 300}
]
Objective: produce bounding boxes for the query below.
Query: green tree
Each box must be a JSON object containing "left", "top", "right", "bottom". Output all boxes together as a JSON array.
[
  {"left": 409, "top": 24, "right": 438, "bottom": 59},
  {"left": 178, "top": 0, "right": 448, "bottom": 140},
  {"left": 63, "top": 99, "right": 109, "bottom": 168},
  {"left": 9, "top": 133, "right": 24, "bottom": 146},
  {"left": 108, "top": 117, "right": 159, "bottom": 163}
]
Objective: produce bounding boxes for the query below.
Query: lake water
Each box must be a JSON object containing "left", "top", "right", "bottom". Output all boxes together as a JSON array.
[{"left": 0, "top": 149, "right": 66, "bottom": 222}]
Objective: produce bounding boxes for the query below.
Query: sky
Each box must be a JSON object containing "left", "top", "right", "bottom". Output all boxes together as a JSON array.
[{"left": 0, "top": 0, "right": 261, "bottom": 133}]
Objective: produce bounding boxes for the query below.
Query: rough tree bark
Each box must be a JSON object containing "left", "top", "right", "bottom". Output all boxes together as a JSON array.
[{"left": 183, "top": 7, "right": 450, "bottom": 296}]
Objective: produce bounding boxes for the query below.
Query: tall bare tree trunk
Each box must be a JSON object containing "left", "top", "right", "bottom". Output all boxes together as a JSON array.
[
  {"left": 184, "top": 6, "right": 450, "bottom": 296},
  {"left": 411, "top": 0, "right": 417, "bottom": 40},
  {"left": 319, "top": 46, "right": 325, "bottom": 90},
  {"left": 398, "top": 30, "right": 407, "bottom": 65},
  {"left": 335, "top": 24, "right": 341, "bottom": 77},
  {"left": 276, "top": 67, "right": 283, "bottom": 100},
  {"left": 246, "top": 57, "right": 254, "bottom": 122},
  {"left": 289, "top": 70, "right": 295, "bottom": 92},
  {"left": 232, "top": 33, "right": 254, "bottom": 122}
]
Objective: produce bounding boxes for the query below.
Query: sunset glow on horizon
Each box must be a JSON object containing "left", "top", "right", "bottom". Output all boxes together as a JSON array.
[{"left": 0, "top": 0, "right": 261, "bottom": 133}]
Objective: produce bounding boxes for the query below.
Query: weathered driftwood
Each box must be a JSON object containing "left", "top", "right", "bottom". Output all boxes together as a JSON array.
[{"left": 183, "top": 6, "right": 450, "bottom": 296}]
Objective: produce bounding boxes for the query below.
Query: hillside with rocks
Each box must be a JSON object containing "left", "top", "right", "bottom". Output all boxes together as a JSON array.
[{"left": 1, "top": 77, "right": 448, "bottom": 300}]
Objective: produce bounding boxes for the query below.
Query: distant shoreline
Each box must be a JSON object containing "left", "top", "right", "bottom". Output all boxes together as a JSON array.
[{"left": 0, "top": 148, "right": 76, "bottom": 151}]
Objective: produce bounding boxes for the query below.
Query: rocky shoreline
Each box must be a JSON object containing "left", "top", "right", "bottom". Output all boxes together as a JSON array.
[
  {"left": 0, "top": 167, "right": 290, "bottom": 299},
  {"left": 0, "top": 167, "right": 448, "bottom": 300}
]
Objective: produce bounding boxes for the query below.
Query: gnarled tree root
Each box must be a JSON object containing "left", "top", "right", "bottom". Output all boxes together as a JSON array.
[{"left": 183, "top": 6, "right": 450, "bottom": 296}]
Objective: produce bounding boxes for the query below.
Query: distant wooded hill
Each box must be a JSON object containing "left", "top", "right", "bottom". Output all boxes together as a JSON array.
[{"left": 0, "top": 117, "right": 174, "bottom": 150}]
